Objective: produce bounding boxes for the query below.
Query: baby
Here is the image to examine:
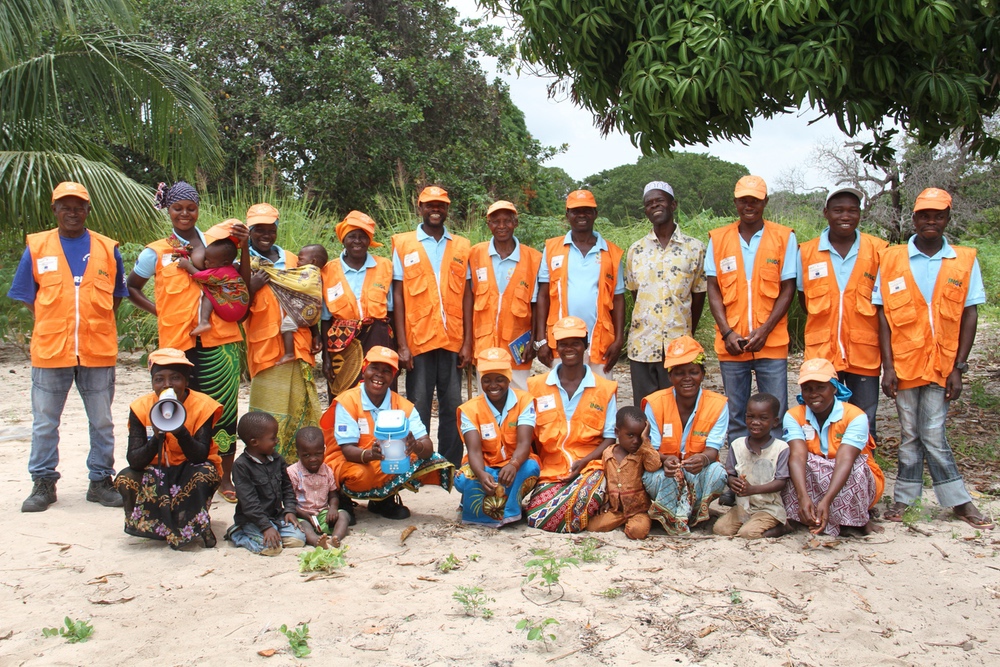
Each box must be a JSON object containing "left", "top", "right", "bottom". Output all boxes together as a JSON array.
[
  {"left": 226, "top": 412, "right": 307, "bottom": 556},
  {"left": 714, "top": 393, "right": 791, "bottom": 539},
  {"left": 287, "top": 426, "right": 349, "bottom": 547},
  {"left": 177, "top": 228, "right": 251, "bottom": 337},
  {"left": 588, "top": 406, "right": 662, "bottom": 540},
  {"left": 277, "top": 244, "right": 328, "bottom": 365}
]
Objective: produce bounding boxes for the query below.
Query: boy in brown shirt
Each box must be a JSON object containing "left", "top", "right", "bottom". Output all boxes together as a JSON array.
[{"left": 588, "top": 406, "right": 662, "bottom": 539}]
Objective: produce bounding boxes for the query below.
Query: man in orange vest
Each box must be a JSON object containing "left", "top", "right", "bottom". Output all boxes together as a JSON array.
[
  {"left": 534, "top": 190, "right": 625, "bottom": 380},
  {"left": 391, "top": 186, "right": 472, "bottom": 467},
  {"left": 797, "top": 186, "right": 887, "bottom": 439},
  {"left": 875, "top": 188, "right": 993, "bottom": 529},
  {"left": 464, "top": 200, "right": 540, "bottom": 390},
  {"left": 7, "top": 182, "right": 129, "bottom": 512},
  {"left": 705, "top": 176, "right": 797, "bottom": 443}
]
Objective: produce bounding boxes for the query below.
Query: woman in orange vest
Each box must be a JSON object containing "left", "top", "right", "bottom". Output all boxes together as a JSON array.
[
  {"left": 320, "top": 347, "right": 453, "bottom": 521},
  {"left": 126, "top": 182, "right": 247, "bottom": 503},
  {"left": 640, "top": 336, "right": 729, "bottom": 534},
  {"left": 114, "top": 348, "right": 223, "bottom": 549},
  {"left": 455, "top": 348, "right": 541, "bottom": 527},
  {"left": 781, "top": 358, "right": 885, "bottom": 537},
  {"left": 525, "top": 317, "right": 618, "bottom": 533},
  {"left": 321, "top": 211, "right": 395, "bottom": 402}
]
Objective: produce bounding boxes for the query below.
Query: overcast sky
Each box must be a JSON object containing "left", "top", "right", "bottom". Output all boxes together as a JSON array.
[{"left": 450, "top": 0, "right": 863, "bottom": 192}]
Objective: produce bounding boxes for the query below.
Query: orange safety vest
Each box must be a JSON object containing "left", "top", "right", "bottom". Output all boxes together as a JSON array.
[
  {"left": 528, "top": 372, "right": 617, "bottom": 482},
  {"left": 468, "top": 242, "right": 541, "bottom": 370},
  {"left": 144, "top": 237, "right": 244, "bottom": 351},
  {"left": 392, "top": 231, "right": 470, "bottom": 356},
  {"left": 543, "top": 236, "right": 623, "bottom": 365},
  {"left": 800, "top": 233, "right": 887, "bottom": 376},
  {"left": 787, "top": 402, "right": 884, "bottom": 506},
  {"left": 878, "top": 244, "right": 976, "bottom": 389},
  {"left": 457, "top": 389, "right": 540, "bottom": 468},
  {"left": 244, "top": 251, "right": 313, "bottom": 378},
  {"left": 640, "top": 388, "right": 728, "bottom": 459},
  {"left": 129, "top": 390, "right": 223, "bottom": 476},
  {"left": 27, "top": 229, "right": 119, "bottom": 368},
  {"left": 320, "top": 255, "right": 392, "bottom": 320},
  {"left": 708, "top": 221, "right": 793, "bottom": 361}
]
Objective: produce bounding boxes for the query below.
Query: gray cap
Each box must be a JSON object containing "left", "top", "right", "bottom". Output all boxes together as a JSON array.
[{"left": 825, "top": 186, "right": 865, "bottom": 206}]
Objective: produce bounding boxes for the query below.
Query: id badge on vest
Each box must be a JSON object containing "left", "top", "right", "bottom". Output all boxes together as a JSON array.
[
  {"left": 808, "top": 262, "right": 828, "bottom": 280},
  {"left": 802, "top": 423, "right": 816, "bottom": 441},
  {"left": 537, "top": 395, "right": 556, "bottom": 413},
  {"left": 357, "top": 418, "right": 370, "bottom": 435},
  {"left": 327, "top": 282, "right": 344, "bottom": 302},
  {"left": 480, "top": 422, "right": 497, "bottom": 440},
  {"left": 37, "top": 256, "right": 58, "bottom": 274},
  {"left": 720, "top": 256, "right": 737, "bottom": 274},
  {"left": 404, "top": 251, "right": 420, "bottom": 267}
]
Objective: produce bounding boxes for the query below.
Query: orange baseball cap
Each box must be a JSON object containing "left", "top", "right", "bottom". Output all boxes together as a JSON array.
[
  {"left": 364, "top": 346, "right": 399, "bottom": 371},
  {"left": 335, "top": 210, "right": 382, "bottom": 247},
  {"left": 246, "top": 203, "right": 279, "bottom": 227},
  {"left": 51, "top": 182, "right": 90, "bottom": 203},
  {"left": 418, "top": 186, "right": 451, "bottom": 204},
  {"left": 204, "top": 219, "right": 243, "bottom": 244},
  {"left": 662, "top": 336, "right": 705, "bottom": 368},
  {"left": 797, "top": 358, "right": 837, "bottom": 384},
  {"left": 566, "top": 190, "right": 597, "bottom": 209},
  {"left": 487, "top": 200, "right": 517, "bottom": 217},
  {"left": 734, "top": 175, "right": 768, "bottom": 200},
  {"left": 552, "top": 316, "right": 589, "bottom": 341},
  {"left": 477, "top": 347, "right": 513, "bottom": 379},
  {"left": 913, "top": 188, "right": 952, "bottom": 212},
  {"left": 147, "top": 347, "right": 194, "bottom": 369}
]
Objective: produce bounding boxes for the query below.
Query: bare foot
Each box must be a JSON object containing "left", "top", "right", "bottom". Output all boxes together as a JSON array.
[
  {"left": 317, "top": 535, "right": 330, "bottom": 550},
  {"left": 763, "top": 521, "right": 796, "bottom": 538},
  {"left": 276, "top": 353, "right": 295, "bottom": 365},
  {"left": 862, "top": 520, "right": 885, "bottom": 535},
  {"left": 190, "top": 322, "right": 212, "bottom": 337},
  {"left": 330, "top": 536, "right": 341, "bottom": 548}
]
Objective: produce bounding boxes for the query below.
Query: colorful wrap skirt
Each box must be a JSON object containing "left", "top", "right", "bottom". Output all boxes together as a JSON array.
[
  {"left": 782, "top": 453, "right": 876, "bottom": 537},
  {"left": 455, "top": 460, "right": 541, "bottom": 528},
  {"left": 525, "top": 470, "right": 606, "bottom": 533},
  {"left": 643, "top": 462, "right": 727, "bottom": 535}
]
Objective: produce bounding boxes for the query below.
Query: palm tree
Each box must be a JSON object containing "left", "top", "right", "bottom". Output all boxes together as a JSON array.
[{"left": 0, "top": 0, "right": 222, "bottom": 242}]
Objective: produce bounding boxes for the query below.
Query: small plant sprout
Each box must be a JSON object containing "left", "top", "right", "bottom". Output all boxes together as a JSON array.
[
  {"left": 469, "top": 553, "right": 481, "bottom": 562},
  {"left": 524, "top": 548, "right": 579, "bottom": 593},
  {"left": 728, "top": 587, "right": 743, "bottom": 605},
  {"left": 902, "top": 498, "right": 933, "bottom": 528},
  {"left": 298, "top": 545, "right": 349, "bottom": 573},
  {"left": 516, "top": 617, "right": 559, "bottom": 650},
  {"left": 42, "top": 617, "right": 93, "bottom": 643},
  {"left": 279, "top": 623, "right": 311, "bottom": 658},
  {"left": 571, "top": 537, "right": 607, "bottom": 563},
  {"left": 598, "top": 587, "right": 622, "bottom": 599},
  {"left": 438, "top": 553, "right": 461, "bottom": 573},
  {"left": 452, "top": 585, "right": 495, "bottom": 619}
]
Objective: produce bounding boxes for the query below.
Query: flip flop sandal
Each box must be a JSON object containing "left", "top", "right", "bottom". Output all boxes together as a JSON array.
[
  {"left": 884, "top": 503, "right": 908, "bottom": 523},
  {"left": 954, "top": 512, "right": 995, "bottom": 530},
  {"left": 219, "top": 488, "right": 238, "bottom": 504}
]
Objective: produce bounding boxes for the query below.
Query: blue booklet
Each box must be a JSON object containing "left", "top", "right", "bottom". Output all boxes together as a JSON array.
[{"left": 508, "top": 330, "right": 532, "bottom": 366}]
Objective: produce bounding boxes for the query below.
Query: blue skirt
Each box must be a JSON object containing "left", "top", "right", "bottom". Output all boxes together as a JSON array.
[{"left": 455, "top": 460, "right": 541, "bottom": 527}]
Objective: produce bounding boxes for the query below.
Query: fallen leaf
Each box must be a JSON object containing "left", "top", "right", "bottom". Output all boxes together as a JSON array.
[
  {"left": 257, "top": 648, "right": 276, "bottom": 657},
  {"left": 197, "top": 569, "right": 215, "bottom": 578},
  {"left": 417, "top": 576, "right": 439, "bottom": 582},
  {"left": 698, "top": 625, "right": 716, "bottom": 638},
  {"left": 399, "top": 525, "right": 417, "bottom": 545},
  {"left": 89, "top": 596, "right": 135, "bottom": 605},
  {"left": 86, "top": 577, "right": 108, "bottom": 585}
]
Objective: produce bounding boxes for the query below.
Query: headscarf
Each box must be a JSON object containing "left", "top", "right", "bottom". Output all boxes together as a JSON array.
[
  {"left": 335, "top": 210, "right": 382, "bottom": 247},
  {"left": 154, "top": 181, "right": 200, "bottom": 210}
]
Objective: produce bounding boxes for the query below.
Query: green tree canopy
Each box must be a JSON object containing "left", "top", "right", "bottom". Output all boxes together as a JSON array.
[
  {"left": 482, "top": 0, "right": 1000, "bottom": 166},
  {"left": 582, "top": 153, "right": 748, "bottom": 224}
]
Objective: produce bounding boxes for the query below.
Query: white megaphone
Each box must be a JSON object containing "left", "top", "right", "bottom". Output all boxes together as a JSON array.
[{"left": 150, "top": 388, "right": 187, "bottom": 432}]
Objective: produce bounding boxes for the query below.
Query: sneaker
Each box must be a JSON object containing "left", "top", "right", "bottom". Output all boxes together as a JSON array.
[
  {"left": 719, "top": 488, "right": 736, "bottom": 507},
  {"left": 368, "top": 494, "right": 411, "bottom": 520},
  {"left": 87, "top": 477, "right": 124, "bottom": 507},
  {"left": 21, "top": 479, "right": 57, "bottom": 513}
]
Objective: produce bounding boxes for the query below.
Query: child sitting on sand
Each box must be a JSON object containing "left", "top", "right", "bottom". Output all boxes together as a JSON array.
[
  {"left": 276, "top": 243, "right": 328, "bottom": 365},
  {"left": 588, "top": 406, "right": 662, "bottom": 540},
  {"left": 176, "top": 222, "right": 252, "bottom": 337},
  {"left": 714, "top": 393, "right": 790, "bottom": 539},
  {"left": 226, "top": 412, "right": 307, "bottom": 556},
  {"left": 287, "top": 426, "right": 350, "bottom": 547}
]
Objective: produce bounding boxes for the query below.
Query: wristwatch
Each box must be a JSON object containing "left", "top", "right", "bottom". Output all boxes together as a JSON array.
[
  {"left": 953, "top": 361, "right": 969, "bottom": 374},
  {"left": 533, "top": 338, "right": 547, "bottom": 351}
]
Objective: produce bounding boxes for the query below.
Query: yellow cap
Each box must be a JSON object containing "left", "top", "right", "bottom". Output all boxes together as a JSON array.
[
  {"left": 246, "top": 203, "right": 279, "bottom": 227},
  {"left": 662, "top": 335, "right": 705, "bottom": 368},
  {"left": 477, "top": 347, "right": 513, "bottom": 380},
  {"left": 418, "top": 186, "right": 451, "bottom": 204},
  {"left": 797, "top": 358, "right": 837, "bottom": 384},
  {"left": 487, "top": 200, "right": 517, "bottom": 217},
  {"left": 734, "top": 175, "right": 767, "bottom": 200},
  {"left": 552, "top": 316, "right": 589, "bottom": 341},
  {"left": 51, "top": 182, "right": 90, "bottom": 203},
  {"left": 148, "top": 347, "right": 194, "bottom": 369}
]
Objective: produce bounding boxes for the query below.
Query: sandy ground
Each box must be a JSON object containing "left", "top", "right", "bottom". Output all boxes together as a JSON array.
[{"left": 1, "top": 347, "right": 998, "bottom": 666}]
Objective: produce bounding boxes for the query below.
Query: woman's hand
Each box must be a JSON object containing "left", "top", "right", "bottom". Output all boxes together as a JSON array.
[
  {"left": 230, "top": 222, "right": 250, "bottom": 244},
  {"left": 310, "top": 333, "right": 323, "bottom": 355},
  {"left": 367, "top": 442, "right": 383, "bottom": 461},
  {"left": 405, "top": 434, "right": 432, "bottom": 459},
  {"left": 682, "top": 453, "right": 710, "bottom": 475},
  {"left": 661, "top": 454, "right": 681, "bottom": 476},
  {"left": 497, "top": 463, "right": 518, "bottom": 488},
  {"left": 797, "top": 493, "right": 817, "bottom": 528},
  {"left": 810, "top": 498, "right": 831, "bottom": 535},
  {"left": 566, "top": 459, "right": 586, "bottom": 480},
  {"left": 477, "top": 470, "right": 498, "bottom": 495}
]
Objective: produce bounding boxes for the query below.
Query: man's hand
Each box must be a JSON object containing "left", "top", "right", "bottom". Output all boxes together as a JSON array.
[
  {"left": 284, "top": 512, "right": 298, "bottom": 525},
  {"left": 602, "top": 338, "right": 624, "bottom": 374},
  {"left": 458, "top": 341, "right": 473, "bottom": 369},
  {"left": 945, "top": 368, "right": 964, "bottom": 401},
  {"left": 744, "top": 326, "right": 771, "bottom": 353},
  {"left": 881, "top": 367, "right": 898, "bottom": 399},
  {"left": 721, "top": 330, "right": 744, "bottom": 357},
  {"left": 262, "top": 526, "right": 281, "bottom": 548},
  {"left": 397, "top": 345, "right": 414, "bottom": 371},
  {"left": 536, "top": 343, "right": 554, "bottom": 367}
]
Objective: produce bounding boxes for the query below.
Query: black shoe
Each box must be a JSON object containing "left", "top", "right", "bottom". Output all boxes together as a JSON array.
[
  {"left": 87, "top": 477, "right": 124, "bottom": 507},
  {"left": 368, "top": 494, "right": 410, "bottom": 520},
  {"left": 341, "top": 494, "right": 357, "bottom": 526},
  {"left": 21, "top": 478, "right": 57, "bottom": 513},
  {"left": 203, "top": 525, "right": 217, "bottom": 548},
  {"left": 719, "top": 488, "right": 736, "bottom": 507}
]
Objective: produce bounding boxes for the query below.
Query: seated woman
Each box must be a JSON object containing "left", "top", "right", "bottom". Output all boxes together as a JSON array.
[
  {"left": 641, "top": 336, "right": 728, "bottom": 535},
  {"left": 320, "top": 346, "right": 453, "bottom": 520},
  {"left": 114, "top": 348, "right": 223, "bottom": 548},
  {"left": 455, "top": 348, "right": 541, "bottom": 527},
  {"left": 525, "top": 317, "right": 617, "bottom": 533},
  {"left": 781, "top": 358, "right": 885, "bottom": 536}
]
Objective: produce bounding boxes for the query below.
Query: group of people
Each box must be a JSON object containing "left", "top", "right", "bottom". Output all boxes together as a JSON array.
[{"left": 8, "top": 174, "right": 993, "bottom": 554}]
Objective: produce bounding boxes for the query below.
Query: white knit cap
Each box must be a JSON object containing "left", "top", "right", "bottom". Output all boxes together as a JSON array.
[{"left": 643, "top": 181, "right": 675, "bottom": 198}]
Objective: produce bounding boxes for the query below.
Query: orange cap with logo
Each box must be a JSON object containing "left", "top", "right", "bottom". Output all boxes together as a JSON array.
[
  {"left": 662, "top": 335, "right": 705, "bottom": 369},
  {"left": 147, "top": 347, "right": 194, "bottom": 370},
  {"left": 364, "top": 345, "right": 399, "bottom": 371},
  {"left": 797, "top": 358, "right": 837, "bottom": 384},
  {"left": 418, "top": 186, "right": 451, "bottom": 204},
  {"left": 486, "top": 200, "right": 517, "bottom": 217},
  {"left": 335, "top": 210, "right": 383, "bottom": 247},
  {"left": 552, "top": 316, "right": 589, "bottom": 341},
  {"left": 565, "top": 190, "right": 597, "bottom": 209},
  {"left": 913, "top": 188, "right": 952, "bottom": 212},
  {"left": 734, "top": 175, "right": 768, "bottom": 200},
  {"left": 246, "top": 203, "right": 279, "bottom": 227},
  {"left": 51, "top": 182, "right": 90, "bottom": 203},
  {"left": 477, "top": 347, "right": 513, "bottom": 379}
]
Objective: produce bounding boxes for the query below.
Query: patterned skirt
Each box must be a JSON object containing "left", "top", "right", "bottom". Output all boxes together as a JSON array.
[
  {"left": 782, "top": 453, "right": 876, "bottom": 537},
  {"left": 115, "top": 463, "right": 219, "bottom": 548},
  {"left": 185, "top": 341, "right": 241, "bottom": 457},
  {"left": 455, "top": 460, "right": 540, "bottom": 528},
  {"left": 525, "top": 470, "right": 606, "bottom": 533},
  {"left": 339, "top": 454, "right": 455, "bottom": 501},
  {"left": 248, "top": 360, "right": 322, "bottom": 463},
  {"left": 643, "top": 462, "right": 728, "bottom": 535}
]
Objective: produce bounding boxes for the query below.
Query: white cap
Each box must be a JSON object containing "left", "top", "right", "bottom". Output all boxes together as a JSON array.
[
  {"left": 643, "top": 181, "right": 675, "bottom": 198},
  {"left": 825, "top": 186, "right": 865, "bottom": 206}
]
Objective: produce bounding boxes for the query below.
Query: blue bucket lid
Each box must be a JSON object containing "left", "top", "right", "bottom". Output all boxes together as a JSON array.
[{"left": 373, "top": 409, "right": 409, "bottom": 440}]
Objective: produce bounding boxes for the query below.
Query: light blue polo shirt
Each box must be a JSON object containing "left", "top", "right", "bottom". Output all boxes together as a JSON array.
[
  {"left": 541, "top": 364, "right": 616, "bottom": 438},
  {"left": 704, "top": 228, "right": 798, "bottom": 281},
  {"left": 133, "top": 228, "right": 209, "bottom": 278},
  {"left": 322, "top": 252, "right": 394, "bottom": 320},
  {"left": 538, "top": 232, "right": 625, "bottom": 339},
  {"left": 333, "top": 388, "right": 427, "bottom": 445},
  {"left": 644, "top": 388, "right": 728, "bottom": 453},
  {"left": 460, "top": 388, "right": 536, "bottom": 434},
  {"left": 782, "top": 399, "right": 867, "bottom": 455},
  {"left": 392, "top": 224, "right": 453, "bottom": 281},
  {"left": 795, "top": 228, "right": 860, "bottom": 292},
  {"left": 465, "top": 238, "right": 540, "bottom": 300},
  {"left": 872, "top": 236, "right": 986, "bottom": 307}
]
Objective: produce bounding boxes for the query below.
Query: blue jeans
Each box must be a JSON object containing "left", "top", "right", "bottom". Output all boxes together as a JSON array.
[
  {"left": 228, "top": 520, "right": 306, "bottom": 554},
  {"left": 840, "top": 372, "right": 880, "bottom": 440},
  {"left": 718, "top": 358, "right": 787, "bottom": 442},
  {"left": 893, "top": 384, "right": 971, "bottom": 508},
  {"left": 405, "top": 349, "right": 464, "bottom": 467},
  {"left": 29, "top": 365, "right": 116, "bottom": 482}
]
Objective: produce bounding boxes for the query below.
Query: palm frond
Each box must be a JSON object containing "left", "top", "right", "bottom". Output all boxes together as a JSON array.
[{"left": 0, "top": 0, "right": 135, "bottom": 68}]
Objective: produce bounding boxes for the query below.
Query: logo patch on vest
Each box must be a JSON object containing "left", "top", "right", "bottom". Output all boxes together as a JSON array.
[
  {"left": 37, "top": 256, "right": 58, "bottom": 274},
  {"left": 662, "top": 423, "right": 673, "bottom": 438},
  {"left": 476, "top": 267, "right": 487, "bottom": 283},
  {"left": 765, "top": 258, "right": 780, "bottom": 265},
  {"left": 588, "top": 402, "right": 604, "bottom": 412},
  {"left": 863, "top": 271, "right": 876, "bottom": 281},
  {"left": 947, "top": 278, "right": 964, "bottom": 288}
]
